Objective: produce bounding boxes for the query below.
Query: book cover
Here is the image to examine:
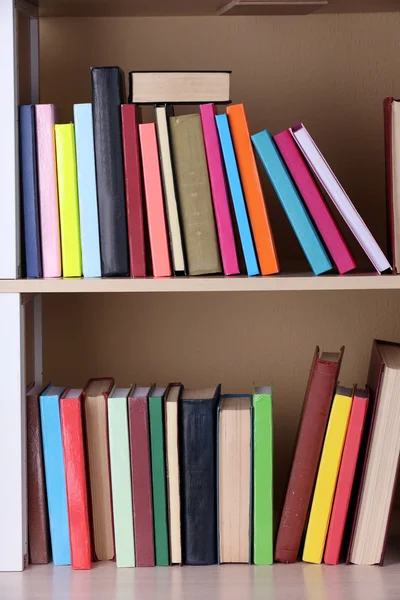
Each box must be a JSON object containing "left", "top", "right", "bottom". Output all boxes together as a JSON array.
[
  {"left": 384, "top": 98, "right": 400, "bottom": 273},
  {"left": 164, "top": 384, "right": 182, "bottom": 565}
]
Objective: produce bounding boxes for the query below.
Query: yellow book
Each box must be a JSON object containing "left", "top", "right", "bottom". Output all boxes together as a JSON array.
[
  {"left": 55, "top": 124, "right": 82, "bottom": 277},
  {"left": 302, "top": 386, "right": 353, "bottom": 564}
]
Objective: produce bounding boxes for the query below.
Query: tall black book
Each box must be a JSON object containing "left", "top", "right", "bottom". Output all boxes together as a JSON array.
[
  {"left": 179, "top": 385, "right": 220, "bottom": 565},
  {"left": 91, "top": 66, "right": 129, "bottom": 277}
]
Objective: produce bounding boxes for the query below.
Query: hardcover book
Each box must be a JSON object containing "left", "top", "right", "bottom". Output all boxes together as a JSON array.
[{"left": 164, "top": 384, "right": 182, "bottom": 565}]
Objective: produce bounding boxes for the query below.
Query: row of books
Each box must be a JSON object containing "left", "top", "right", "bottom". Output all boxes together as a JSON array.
[{"left": 20, "top": 68, "right": 391, "bottom": 280}]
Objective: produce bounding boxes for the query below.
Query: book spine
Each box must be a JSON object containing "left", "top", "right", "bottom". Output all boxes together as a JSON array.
[{"left": 384, "top": 99, "right": 396, "bottom": 272}]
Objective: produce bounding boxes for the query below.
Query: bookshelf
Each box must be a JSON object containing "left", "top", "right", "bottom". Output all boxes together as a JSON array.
[{"left": 1, "top": 0, "right": 400, "bottom": 594}]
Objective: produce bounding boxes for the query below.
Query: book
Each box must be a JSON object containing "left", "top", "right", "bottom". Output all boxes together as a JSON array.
[
  {"left": 107, "top": 387, "right": 135, "bottom": 568},
  {"left": 200, "top": 103, "right": 239, "bottom": 276},
  {"left": 291, "top": 123, "right": 391, "bottom": 273},
  {"left": 324, "top": 387, "right": 369, "bottom": 565},
  {"left": 26, "top": 384, "right": 50, "bottom": 564},
  {"left": 215, "top": 114, "right": 259, "bottom": 276},
  {"left": 226, "top": 104, "right": 278, "bottom": 275},
  {"left": 149, "top": 387, "right": 169, "bottom": 566},
  {"left": 60, "top": 388, "right": 92, "bottom": 570},
  {"left": 139, "top": 123, "right": 172, "bottom": 277},
  {"left": 275, "top": 347, "right": 343, "bottom": 563},
  {"left": 54, "top": 124, "right": 82, "bottom": 278},
  {"left": 303, "top": 385, "right": 353, "bottom": 564},
  {"left": 180, "top": 385, "right": 220, "bottom": 565},
  {"left": 384, "top": 98, "right": 400, "bottom": 273},
  {"left": 35, "top": 104, "right": 62, "bottom": 278},
  {"left": 349, "top": 341, "right": 400, "bottom": 565},
  {"left": 218, "top": 394, "right": 251, "bottom": 563},
  {"left": 129, "top": 71, "right": 231, "bottom": 104},
  {"left": 19, "top": 106, "right": 42, "bottom": 279},
  {"left": 273, "top": 129, "right": 356, "bottom": 275},
  {"left": 252, "top": 129, "right": 332, "bottom": 276},
  {"left": 73, "top": 103, "right": 101, "bottom": 278},
  {"left": 169, "top": 114, "right": 222, "bottom": 276},
  {"left": 91, "top": 66, "right": 129, "bottom": 277},
  {"left": 83, "top": 378, "right": 115, "bottom": 561},
  {"left": 155, "top": 105, "right": 186, "bottom": 274},
  {"left": 128, "top": 385, "right": 155, "bottom": 567},
  {"left": 252, "top": 386, "right": 273, "bottom": 565},
  {"left": 121, "top": 104, "right": 146, "bottom": 277},
  {"left": 39, "top": 384, "right": 70, "bottom": 565},
  {"left": 164, "top": 383, "right": 182, "bottom": 565}
]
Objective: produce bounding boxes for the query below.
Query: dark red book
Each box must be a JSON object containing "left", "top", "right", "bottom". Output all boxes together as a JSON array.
[
  {"left": 275, "top": 347, "right": 344, "bottom": 563},
  {"left": 128, "top": 385, "right": 155, "bottom": 567},
  {"left": 121, "top": 104, "right": 146, "bottom": 277}
]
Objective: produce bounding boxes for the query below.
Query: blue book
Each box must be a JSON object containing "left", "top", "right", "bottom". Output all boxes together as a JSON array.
[
  {"left": 73, "top": 104, "right": 101, "bottom": 278},
  {"left": 19, "top": 105, "right": 42, "bottom": 278},
  {"left": 215, "top": 114, "right": 259, "bottom": 277},
  {"left": 251, "top": 130, "right": 332, "bottom": 276},
  {"left": 39, "top": 385, "right": 71, "bottom": 565}
]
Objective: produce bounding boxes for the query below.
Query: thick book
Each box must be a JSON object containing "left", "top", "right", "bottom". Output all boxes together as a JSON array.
[
  {"left": 129, "top": 71, "right": 231, "bottom": 104},
  {"left": 169, "top": 113, "right": 222, "bottom": 276},
  {"left": 384, "top": 98, "right": 400, "bottom": 273},
  {"left": 215, "top": 114, "right": 259, "bottom": 276},
  {"left": 139, "top": 123, "right": 172, "bottom": 277},
  {"left": 253, "top": 386, "right": 273, "bottom": 565},
  {"left": 91, "top": 66, "right": 129, "bottom": 277},
  {"left": 83, "top": 378, "right": 115, "bottom": 561},
  {"left": 19, "top": 105, "right": 42, "bottom": 279},
  {"left": 128, "top": 385, "right": 155, "bottom": 567},
  {"left": 60, "top": 388, "right": 92, "bottom": 570},
  {"left": 108, "top": 387, "right": 135, "bottom": 568},
  {"left": 303, "top": 386, "right": 353, "bottom": 564},
  {"left": 252, "top": 129, "right": 332, "bottom": 276},
  {"left": 226, "top": 104, "right": 278, "bottom": 275},
  {"left": 218, "top": 395, "right": 251, "bottom": 564},
  {"left": 149, "top": 387, "right": 169, "bottom": 566},
  {"left": 179, "top": 385, "right": 221, "bottom": 565},
  {"left": 73, "top": 103, "right": 101, "bottom": 278},
  {"left": 54, "top": 124, "right": 82, "bottom": 277},
  {"left": 39, "top": 385, "right": 70, "bottom": 565},
  {"left": 324, "top": 388, "right": 369, "bottom": 565},
  {"left": 200, "top": 103, "right": 239, "bottom": 276},
  {"left": 275, "top": 347, "right": 344, "bottom": 563},
  {"left": 26, "top": 384, "right": 50, "bottom": 564},
  {"left": 35, "top": 104, "right": 62, "bottom": 278},
  {"left": 164, "top": 384, "right": 182, "bottom": 565},
  {"left": 291, "top": 123, "right": 391, "bottom": 273},
  {"left": 121, "top": 104, "right": 146, "bottom": 277},
  {"left": 274, "top": 129, "right": 356, "bottom": 275}
]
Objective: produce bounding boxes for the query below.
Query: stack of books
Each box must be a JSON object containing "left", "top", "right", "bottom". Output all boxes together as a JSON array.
[{"left": 19, "top": 68, "right": 390, "bottom": 280}]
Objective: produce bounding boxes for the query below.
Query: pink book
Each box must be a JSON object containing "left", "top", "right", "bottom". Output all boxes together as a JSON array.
[
  {"left": 274, "top": 129, "right": 356, "bottom": 275},
  {"left": 35, "top": 105, "right": 62, "bottom": 278},
  {"left": 139, "top": 123, "right": 172, "bottom": 278},
  {"left": 200, "top": 104, "right": 239, "bottom": 275}
]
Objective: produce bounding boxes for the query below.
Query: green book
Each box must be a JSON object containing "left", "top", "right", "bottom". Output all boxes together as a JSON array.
[
  {"left": 253, "top": 386, "right": 273, "bottom": 565},
  {"left": 149, "top": 387, "right": 169, "bottom": 566}
]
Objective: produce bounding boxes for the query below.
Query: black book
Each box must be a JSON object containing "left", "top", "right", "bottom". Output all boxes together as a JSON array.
[
  {"left": 179, "top": 385, "right": 220, "bottom": 565},
  {"left": 91, "top": 66, "right": 129, "bottom": 277}
]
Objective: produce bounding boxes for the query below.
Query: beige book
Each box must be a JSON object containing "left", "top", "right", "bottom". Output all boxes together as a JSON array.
[
  {"left": 391, "top": 102, "right": 400, "bottom": 270},
  {"left": 169, "top": 113, "right": 221, "bottom": 276},
  {"left": 165, "top": 385, "right": 182, "bottom": 564}
]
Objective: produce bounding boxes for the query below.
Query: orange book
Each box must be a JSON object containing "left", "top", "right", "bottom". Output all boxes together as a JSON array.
[
  {"left": 139, "top": 123, "right": 172, "bottom": 277},
  {"left": 226, "top": 104, "right": 279, "bottom": 275}
]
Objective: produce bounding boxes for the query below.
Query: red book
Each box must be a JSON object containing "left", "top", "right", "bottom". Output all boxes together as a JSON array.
[
  {"left": 128, "top": 385, "right": 155, "bottom": 567},
  {"left": 60, "top": 388, "right": 92, "bottom": 569},
  {"left": 324, "top": 388, "right": 368, "bottom": 565},
  {"left": 275, "top": 347, "right": 344, "bottom": 563},
  {"left": 121, "top": 104, "right": 146, "bottom": 277}
]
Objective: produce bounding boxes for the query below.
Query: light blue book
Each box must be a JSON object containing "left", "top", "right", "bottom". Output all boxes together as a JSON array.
[
  {"left": 73, "top": 103, "right": 101, "bottom": 278},
  {"left": 215, "top": 114, "right": 259, "bottom": 277},
  {"left": 39, "top": 385, "right": 71, "bottom": 566},
  {"left": 251, "top": 130, "right": 332, "bottom": 276}
]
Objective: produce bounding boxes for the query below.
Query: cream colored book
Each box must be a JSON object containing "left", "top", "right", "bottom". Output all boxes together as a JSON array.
[{"left": 165, "top": 384, "right": 182, "bottom": 564}]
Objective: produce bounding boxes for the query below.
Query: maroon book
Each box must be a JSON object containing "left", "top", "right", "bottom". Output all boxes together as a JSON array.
[
  {"left": 121, "top": 104, "right": 146, "bottom": 277},
  {"left": 275, "top": 347, "right": 344, "bottom": 563},
  {"left": 128, "top": 385, "right": 155, "bottom": 567}
]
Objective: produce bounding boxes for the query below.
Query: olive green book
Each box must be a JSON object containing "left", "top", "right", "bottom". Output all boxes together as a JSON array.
[
  {"left": 149, "top": 387, "right": 169, "bottom": 566},
  {"left": 253, "top": 387, "right": 273, "bottom": 565},
  {"left": 169, "top": 113, "right": 221, "bottom": 276}
]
